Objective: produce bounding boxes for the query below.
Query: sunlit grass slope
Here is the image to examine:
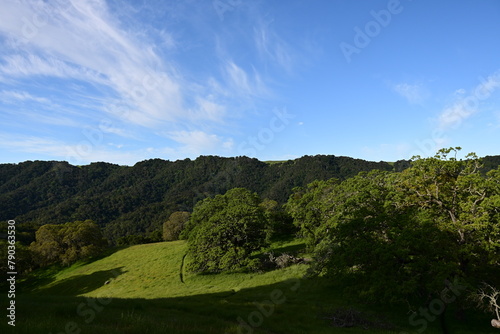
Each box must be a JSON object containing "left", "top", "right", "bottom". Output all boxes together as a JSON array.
[{"left": 32, "top": 240, "right": 308, "bottom": 299}]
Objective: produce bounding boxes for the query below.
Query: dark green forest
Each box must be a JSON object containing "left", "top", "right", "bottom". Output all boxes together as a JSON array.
[{"left": 1, "top": 153, "right": 499, "bottom": 246}]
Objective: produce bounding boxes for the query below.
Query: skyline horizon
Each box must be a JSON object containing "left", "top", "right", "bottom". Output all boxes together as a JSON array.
[{"left": 2, "top": 147, "right": 496, "bottom": 167}]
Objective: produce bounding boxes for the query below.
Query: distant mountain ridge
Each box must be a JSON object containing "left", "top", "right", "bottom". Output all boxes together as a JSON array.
[{"left": 1, "top": 154, "right": 499, "bottom": 242}]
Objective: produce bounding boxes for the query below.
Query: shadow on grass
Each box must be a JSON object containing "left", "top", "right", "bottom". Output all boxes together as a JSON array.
[
  {"left": 19, "top": 246, "right": 128, "bottom": 294},
  {"left": 18, "top": 266, "right": 61, "bottom": 294},
  {"left": 35, "top": 267, "right": 126, "bottom": 296},
  {"left": 79, "top": 245, "right": 131, "bottom": 265},
  {"left": 9, "top": 277, "right": 497, "bottom": 334}
]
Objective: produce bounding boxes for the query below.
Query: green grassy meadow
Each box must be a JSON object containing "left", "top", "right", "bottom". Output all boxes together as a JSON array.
[{"left": 3, "top": 240, "right": 497, "bottom": 334}]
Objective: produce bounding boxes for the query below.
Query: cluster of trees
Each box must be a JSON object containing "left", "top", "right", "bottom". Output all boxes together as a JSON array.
[
  {"left": 30, "top": 220, "right": 107, "bottom": 267},
  {"left": 0, "top": 220, "right": 108, "bottom": 277},
  {"left": 286, "top": 148, "right": 499, "bottom": 306},
  {"left": 116, "top": 231, "right": 163, "bottom": 246},
  {"left": 163, "top": 211, "right": 190, "bottom": 241}
]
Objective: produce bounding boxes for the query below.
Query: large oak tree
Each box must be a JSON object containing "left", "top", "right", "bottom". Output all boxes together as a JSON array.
[{"left": 186, "top": 188, "right": 269, "bottom": 273}]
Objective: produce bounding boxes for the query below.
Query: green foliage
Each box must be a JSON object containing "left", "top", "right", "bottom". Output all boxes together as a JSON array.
[
  {"left": 309, "top": 170, "right": 441, "bottom": 302},
  {"left": 285, "top": 178, "right": 340, "bottom": 249},
  {"left": 115, "top": 230, "right": 163, "bottom": 246},
  {"left": 116, "top": 234, "right": 148, "bottom": 246},
  {"left": 163, "top": 211, "right": 190, "bottom": 241},
  {"left": 399, "top": 148, "right": 500, "bottom": 288},
  {"left": 30, "top": 220, "right": 108, "bottom": 267},
  {"left": 148, "top": 229, "right": 163, "bottom": 243},
  {"left": 260, "top": 199, "right": 296, "bottom": 240},
  {"left": 186, "top": 188, "right": 269, "bottom": 273}
]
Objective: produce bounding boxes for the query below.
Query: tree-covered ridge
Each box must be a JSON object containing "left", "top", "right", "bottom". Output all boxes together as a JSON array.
[
  {"left": 1, "top": 154, "right": 499, "bottom": 243},
  {"left": 0, "top": 154, "right": 409, "bottom": 242}
]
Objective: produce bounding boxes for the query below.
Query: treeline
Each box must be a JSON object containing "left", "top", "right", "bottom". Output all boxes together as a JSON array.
[{"left": 0, "top": 155, "right": 405, "bottom": 243}]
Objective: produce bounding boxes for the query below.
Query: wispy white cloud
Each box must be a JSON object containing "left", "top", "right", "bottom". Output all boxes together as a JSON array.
[
  {"left": 0, "top": 0, "right": 265, "bottom": 158},
  {"left": 0, "top": 90, "right": 85, "bottom": 127},
  {"left": 393, "top": 83, "right": 428, "bottom": 104},
  {"left": 224, "top": 60, "right": 268, "bottom": 99},
  {"left": 0, "top": 0, "right": 214, "bottom": 130},
  {"left": 99, "top": 123, "right": 133, "bottom": 139},
  {"left": 438, "top": 104, "right": 475, "bottom": 129},
  {"left": 253, "top": 15, "right": 319, "bottom": 76},
  {"left": 0, "top": 90, "right": 51, "bottom": 104},
  {"left": 0, "top": 134, "right": 64, "bottom": 157},
  {"left": 0, "top": 54, "right": 107, "bottom": 83},
  {"left": 183, "top": 96, "right": 227, "bottom": 124},
  {"left": 254, "top": 21, "right": 295, "bottom": 73},
  {"left": 0, "top": 0, "right": 283, "bottom": 163},
  {"left": 438, "top": 71, "right": 500, "bottom": 129}
]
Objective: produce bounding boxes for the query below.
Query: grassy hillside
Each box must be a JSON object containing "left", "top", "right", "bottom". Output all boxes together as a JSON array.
[
  {"left": 29, "top": 240, "right": 308, "bottom": 299},
  {"left": 5, "top": 240, "right": 496, "bottom": 334}
]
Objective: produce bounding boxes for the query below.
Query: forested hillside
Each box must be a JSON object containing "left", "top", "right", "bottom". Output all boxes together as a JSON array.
[{"left": 1, "top": 154, "right": 499, "bottom": 242}]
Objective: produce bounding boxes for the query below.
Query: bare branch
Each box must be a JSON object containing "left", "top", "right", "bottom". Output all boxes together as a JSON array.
[{"left": 473, "top": 283, "right": 500, "bottom": 328}]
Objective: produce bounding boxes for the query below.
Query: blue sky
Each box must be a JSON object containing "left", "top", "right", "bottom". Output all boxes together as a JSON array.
[{"left": 0, "top": 0, "right": 499, "bottom": 165}]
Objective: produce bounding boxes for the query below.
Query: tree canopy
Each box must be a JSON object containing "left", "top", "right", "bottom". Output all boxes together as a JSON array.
[
  {"left": 163, "top": 211, "right": 190, "bottom": 241},
  {"left": 30, "top": 220, "right": 108, "bottom": 267}
]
